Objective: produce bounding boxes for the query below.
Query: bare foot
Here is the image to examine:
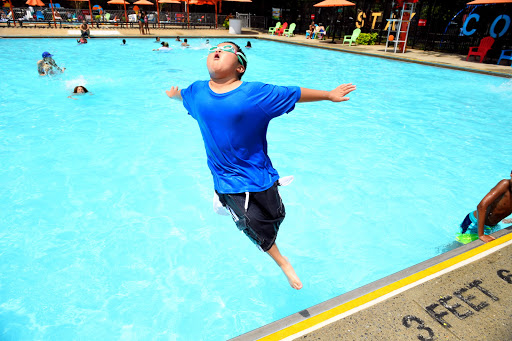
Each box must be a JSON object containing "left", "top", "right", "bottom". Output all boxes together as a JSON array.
[{"left": 280, "top": 257, "right": 303, "bottom": 290}]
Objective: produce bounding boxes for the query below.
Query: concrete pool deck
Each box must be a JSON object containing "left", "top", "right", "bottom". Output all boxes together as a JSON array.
[{"left": 2, "top": 26, "right": 511, "bottom": 340}]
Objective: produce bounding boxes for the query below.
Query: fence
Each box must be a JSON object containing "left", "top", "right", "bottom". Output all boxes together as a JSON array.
[{"left": 1, "top": 7, "right": 264, "bottom": 30}]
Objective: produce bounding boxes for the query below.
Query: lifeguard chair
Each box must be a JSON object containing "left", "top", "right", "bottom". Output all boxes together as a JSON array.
[{"left": 385, "top": 0, "right": 418, "bottom": 53}]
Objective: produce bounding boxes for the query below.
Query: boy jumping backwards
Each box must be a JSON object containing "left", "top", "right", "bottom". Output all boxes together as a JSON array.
[{"left": 166, "top": 42, "right": 356, "bottom": 290}]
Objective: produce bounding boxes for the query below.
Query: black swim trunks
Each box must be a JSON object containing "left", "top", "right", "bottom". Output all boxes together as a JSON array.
[{"left": 217, "top": 181, "right": 285, "bottom": 252}]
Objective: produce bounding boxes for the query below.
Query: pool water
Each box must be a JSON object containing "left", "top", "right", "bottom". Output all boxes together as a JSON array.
[{"left": 1, "top": 38, "right": 511, "bottom": 340}]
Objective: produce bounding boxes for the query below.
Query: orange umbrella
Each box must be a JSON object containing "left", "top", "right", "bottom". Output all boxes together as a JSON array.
[
  {"left": 467, "top": 0, "right": 512, "bottom": 3},
  {"left": 107, "top": 0, "right": 128, "bottom": 24},
  {"left": 26, "top": 0, "right": 45, "bottom": 6},
  {"left": 68, "top": 0, "right": 94, "bottom": 25},
  {"left": 313, "top": 0, "right": 355, "bottom": 7}
]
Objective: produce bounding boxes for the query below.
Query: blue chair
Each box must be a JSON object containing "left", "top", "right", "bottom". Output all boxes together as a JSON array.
[
  {"left": 497, "top": 49, "right": 512, "bottom": 66},
  {"left": 35, "top": 10, "right": 44, "bottom": 20}
]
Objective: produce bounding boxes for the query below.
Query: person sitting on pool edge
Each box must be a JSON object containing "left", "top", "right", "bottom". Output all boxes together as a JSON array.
[
  {"left": 68, "top": 85, "right": 91, "bottom": 99},
  {"left": 80, "top": 20, "right": 90, "bottom": 38},
  {"left": 37, "top": 51, "right": 65, "bottom": 76},
  {"left": 165, "top": 41, "right": 356, "bottom": 290},
  {"left": 460, "top": 170, "right": 512, "bottom": 243}
]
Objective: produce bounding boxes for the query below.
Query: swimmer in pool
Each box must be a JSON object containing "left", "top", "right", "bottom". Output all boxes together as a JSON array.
[
  {"left": 165, "top": 41, "right": 356, "bottom": 290},
  {"left": 460, "top": 170, "right": 512, "bottom": 243},
  {"left": 37, "top": 51, "right": 65, "bottom": 76},
  {"left": 153, "top": 41, "right": 171, "bottom": 51},
  {"left": 68, "top": 85, "right": 91, "bottom": 99}
]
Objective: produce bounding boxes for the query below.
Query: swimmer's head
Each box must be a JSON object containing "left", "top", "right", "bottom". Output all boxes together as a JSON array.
[
  {"left": 122, "top": 39, "right": 126, "bottom": 44},
  {"left": 207, "top": 41, "right": 247, "bottom": 80},
  {"left": 73, "top": 86, "right": 89, "bottom": 94},
  {"left": 42, "top": 51, "right": 53, "bottom": 59},
  {"left": 156, "top": 37, "right": 160, "bottom": 41}
]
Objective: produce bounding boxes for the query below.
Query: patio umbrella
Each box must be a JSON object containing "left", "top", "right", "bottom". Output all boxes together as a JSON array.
[
  {"left": 467, "top": 0, "right": 512, "bottom": 3},
  {"left": 314, "top": 0, "right": 355, "bottom": 43},
  {"left": 26, "top": 0, "right": 44, "bottom": 6},
  {"left": 107, "top": 0, "right": 128, "bottom": 24},
  {"left": 68, "top": 0, "right": 94, "bottom": 25}
]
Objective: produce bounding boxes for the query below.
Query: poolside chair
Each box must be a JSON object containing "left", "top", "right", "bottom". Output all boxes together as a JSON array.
[
  {"left": 466, "top": 36, "right": 494, "bottom": 63},
  {"left": 268, "top": 22, "right": 281, "bottom": 35},
  {"left": 283, "top": 23, "right": 296, "bottom": 37},
  {"left": 276, "top": 22, "right": 288, "bottom": 36},
  {"left": 35, "top": 10, "right": 44, "bottom": 21},
  {"left": 497, "top": 49, "right": 512, "bottom": 66},
  {"left": 342, "top": 28, "right": 361, "bottom": 46}
]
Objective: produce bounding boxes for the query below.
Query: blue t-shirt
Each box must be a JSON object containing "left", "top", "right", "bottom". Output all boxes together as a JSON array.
[{"left": 181, "top": 80, "right": 301, "bottom": 194}]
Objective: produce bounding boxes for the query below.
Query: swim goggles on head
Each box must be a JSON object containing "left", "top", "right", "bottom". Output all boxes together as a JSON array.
[{"left": 208, "top": 45, "right": 247, "bottom": 67}]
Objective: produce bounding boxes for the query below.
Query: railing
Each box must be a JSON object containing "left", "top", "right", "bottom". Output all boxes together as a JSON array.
[{"left": 0, "top": 7, "right": 265, "bottom": 30}]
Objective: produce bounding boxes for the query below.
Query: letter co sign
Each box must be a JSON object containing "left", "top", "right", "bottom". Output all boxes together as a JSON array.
[{"left": 462, "top": 13, "right": 511, "bottom": 38}]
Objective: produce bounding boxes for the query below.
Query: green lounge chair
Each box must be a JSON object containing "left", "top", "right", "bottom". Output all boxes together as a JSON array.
[
  {"left": 268, "top": 22, "right": 281, "bottom": 35},
  {"left": 283, "top": 23, "right": 296, "bottom": 37},
  {"left": 342, "top": 28, "right": 361, "bottom": 46}
]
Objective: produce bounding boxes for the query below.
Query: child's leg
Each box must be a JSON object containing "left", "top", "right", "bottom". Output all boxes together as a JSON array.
[{"left": 267, "top": 243, "right": 302, "bottom": 290}]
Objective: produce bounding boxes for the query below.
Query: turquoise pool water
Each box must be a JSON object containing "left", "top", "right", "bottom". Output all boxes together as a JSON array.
[{"left": 1, "top": 38, "right": 511, "bottom": 340}]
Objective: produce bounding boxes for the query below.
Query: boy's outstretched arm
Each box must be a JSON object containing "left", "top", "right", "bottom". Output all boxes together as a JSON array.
[
  {"left": 165, "top": 86, "right": 183, "bottom": 101},
  {"left": 299, "top": 83, "right": 356, "bottom": 103}
]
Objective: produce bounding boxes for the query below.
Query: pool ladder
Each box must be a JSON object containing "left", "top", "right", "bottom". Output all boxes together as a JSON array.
[{"left": 385, "top": 1, "right": 416, "bottom": 53}]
